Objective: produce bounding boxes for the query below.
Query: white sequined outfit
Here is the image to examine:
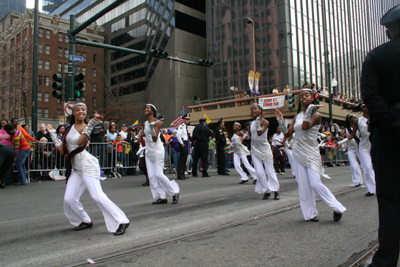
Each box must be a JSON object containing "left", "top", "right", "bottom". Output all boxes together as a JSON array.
[
  {"left": 64, "top": 125, "right": 129, "bottom": 233},
  {"left": 250, "top": 121, "right": 279, "bottom": 194},
  {"left": 231, "top": 134, "right": 256, "bottom": 181},
  {"left": 144, "top": 121, "right": 179, "bottom": 199},
  {"left": 292, "top": 112, "right": 346, "bottom": 220}
]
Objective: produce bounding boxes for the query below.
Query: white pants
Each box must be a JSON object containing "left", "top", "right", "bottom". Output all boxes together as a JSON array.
[
  {"left": 146, "top": 155, "right": 179, "bottom": 199},
  {"left": 233, "top": 154, "right": 257, "bottom": 181},
  {"left": 64, "top": 171, "right": 129, "bottom": 233},
  {"left": 358, "top": 149, "right": 376, "bottom": 193},
  {"left": 285, "top": 148, "right": 295, "bottom": 176},
  {"left": 252, "top": 155, "right": 280, "bottom": 194},
  {"left": 293, "top": 158, "right": 346, "bottom": 220},
  {"left": 347, "top": 151, "right": 363, "bottom": 186}
]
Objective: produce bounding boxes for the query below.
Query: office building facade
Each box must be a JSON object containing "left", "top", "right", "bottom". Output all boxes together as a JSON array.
[
  {"left": 0, "top": 0, "right": 25, "bottom": 20},
  {"left": 206, "top": 0, "right": 400, "bottom": 100},
  {"left": 52, "top": 0, "right": 208, "bottom": 122}
]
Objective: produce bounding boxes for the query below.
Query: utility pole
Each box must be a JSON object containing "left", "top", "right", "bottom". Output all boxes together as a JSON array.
[
  {"left": 31, "top": 0, "right": 39, "bottom": 133},
  {"left": 66, "top": 15, "right": 76, "bottom": 101}
]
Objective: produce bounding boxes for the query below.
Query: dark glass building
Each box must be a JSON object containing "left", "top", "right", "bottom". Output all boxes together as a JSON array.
[
  {"left": 0, "top": 0, "right": 26, "bottom": 20},
  {"left": 207, "top": 0, "right": 400, "bottom": 100},
  {"left": 51, "top": 0, "right": 208, "bottom": 122}
]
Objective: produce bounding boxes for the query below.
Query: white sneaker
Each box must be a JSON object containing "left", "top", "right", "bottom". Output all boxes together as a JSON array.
[
  {"left": 185, "top": 171, "right": 189, "bottom": 175},
  {"left": 280, "top": 172, "right": 285, "bottom": 175}
]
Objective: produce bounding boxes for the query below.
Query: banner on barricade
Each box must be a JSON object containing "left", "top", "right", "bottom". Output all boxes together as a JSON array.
[{"left": 258, "top": 95, "right": 285, "bottom": 109}]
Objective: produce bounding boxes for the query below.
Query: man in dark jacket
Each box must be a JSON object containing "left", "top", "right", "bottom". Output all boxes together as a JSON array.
[
  {"left": 89, "top": 111, "right": 107, "bottom": 167},
  {"left": 192, "top": 118, "right": 213, "bottom": 177},
  {"left": 360, "top": 5, "right": 400, "bottom": 267},
  {"left": 126, "top": 127, "right": 139, "bottom": 175},
  {"left": 215, "top": 118, "right": 228, "bottom": 175}
]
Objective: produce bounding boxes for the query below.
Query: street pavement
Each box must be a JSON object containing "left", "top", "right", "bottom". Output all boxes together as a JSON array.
[{"left": 0, "top": 166, "right": 381, "bottom": 266}]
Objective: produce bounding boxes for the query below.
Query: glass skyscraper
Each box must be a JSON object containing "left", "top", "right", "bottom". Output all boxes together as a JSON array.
[
  {"left": 0, "top": 0, "right": 26, "bottom": 20},
  {"left": 207, "top": 0, "right": 400, "bottom": 100}
]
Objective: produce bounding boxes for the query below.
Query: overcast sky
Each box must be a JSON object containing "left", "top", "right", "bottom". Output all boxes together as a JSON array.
[{"left": 26, "top": 0, "right": 43, "bottom": 12}]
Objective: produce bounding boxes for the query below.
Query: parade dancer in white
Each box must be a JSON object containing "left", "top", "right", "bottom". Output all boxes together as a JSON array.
[
  {"left": 276, "top": 89, "right": 346, "bottom": 222},
  {"left": 284, "top": 130, "right": 296, "bottom": 178},
  {"left": 231, "top": 122, "right": 257, "bottom": 184},
  {"left": 340, "top": 104, "right": 376, "bottom": 196},
  {"left": 48, "top": 102, "right": 129, "bottom": 235},
  {"left": 333, "top": 116, "right": 363, "bottom": 187},
  {"left": 249, "top": 103, "right": 280, "bottom": 200},
  {"left": 142, "top": 104, "right": 180, "bottom": 204}
]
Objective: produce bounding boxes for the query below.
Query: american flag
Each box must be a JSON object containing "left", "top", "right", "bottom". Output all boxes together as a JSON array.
[{"left": 170, "top": 108, "right": 185, "bottom": 127}]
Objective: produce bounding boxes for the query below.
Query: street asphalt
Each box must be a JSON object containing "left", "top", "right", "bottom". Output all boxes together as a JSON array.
[{"left": 0, "top": 166, "right": 383, "bottom": 266}]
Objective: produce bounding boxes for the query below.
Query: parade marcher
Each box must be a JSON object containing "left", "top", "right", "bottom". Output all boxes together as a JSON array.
[
  {"left": 275, "top": 89, "right": 346, "bottom": 222},
  {"left": 333, "top": 118, "right": 363, "bottom": 187},
  {"left": 360, "top": 6, "right": 400, "bottom": 266},
  {"left": 215, "top": 118, "right": 228, "bottom": 175},
  {"left": 177, "top": 114, "right": 191, "bottom": 180},
  {"left": 192, "top": 118, "right": 213, "bottom": 177},
  {"left": 137, "top": 127, "right": 150, "bottom": 186},
  {"left": 249, "top": 104, "right": 280, "bottom": 200},
  {"left": 47, "top": 102, "right": 129, "bottom": 235},
  {"left": 340, "top": 104, "right": 376, "bottom": 195},
  {"left": 142, "top": 104, "right": 179, "bottom": 204},
  {"left": 270, "top": 126, "right": 287, "bottom": 175},
  {"left": 231, "top": 122, "right": 257, "bottom": 184}
]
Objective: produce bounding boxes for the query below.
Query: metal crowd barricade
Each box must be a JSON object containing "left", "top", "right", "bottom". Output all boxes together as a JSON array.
[
  {"left": 88, "top": 142, "right": 117, "bottom": 178},
  {"left": 164, "top": 145, "right": 174, "bottom": 174},
  {"left": 323, "top": 146, "right": 349, "bottom": 167},
  {"left": 113, "top": 142, "right": 140, "bottom": 177}
]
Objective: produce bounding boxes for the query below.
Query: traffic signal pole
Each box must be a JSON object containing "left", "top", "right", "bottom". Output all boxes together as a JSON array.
[{"left": 67, "top": 15, "right": 76, "bottom": 101}]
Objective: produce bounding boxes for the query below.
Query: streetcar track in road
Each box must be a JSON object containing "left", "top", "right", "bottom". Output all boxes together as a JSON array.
[
  {"left": 348, "top": 244, "right": 379, "bottom": 267},
  {"left": 64, "top": 186, "right": 361, "bottom": 267}
]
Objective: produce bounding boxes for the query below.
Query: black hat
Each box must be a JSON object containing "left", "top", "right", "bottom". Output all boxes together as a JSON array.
[
  {"left": 381, "top": 5, "right": 400, "bottom": 27},
  {"left": 127, "top": 126, "right": 134, "bottom": 132},
  {"left": 199, "top": 118, "right": 207, "bottom": 122},
  {"left": 157, "top": 115, "right": 164, "bottom": 121},
  {"left": 217, "top": 118, "right": 224, "bottom": 125},
  {"left": 182, "top": 114, "right": 190, "bottom": 120}
]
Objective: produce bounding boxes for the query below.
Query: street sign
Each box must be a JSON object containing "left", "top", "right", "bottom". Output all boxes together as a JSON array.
[
  {"left": 72, "top": 60, "right": 80, "bottom": 67},
  {"left": 69, "top": 55, "right": 83, "bottom": 62},
  {"left": 64, "top": 102, "right": 74, "bottom": 116}
]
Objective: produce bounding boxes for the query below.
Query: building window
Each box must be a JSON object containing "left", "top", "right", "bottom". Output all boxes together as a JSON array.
[
  {"left": 58, "top": 48, "right": 62, "bottom": 57},
  {"left": 44, "top": 108, "right": 49, "bottom": 118},
  {"left": 82, "top": 52, "right": 87, "bottom": 61},
  {"left": 45, "top": 60, "right": 50, "bottom": 70},
  {"left": 38, "top": 76, "right": 43, "bottom": 85},
  {"left": 37, "top": 92, "right": 42, "bottom": 102},
  {"left": 64, "top": 64, "right": 68, "bottom": 72},
  {"left": 45, "top": 30, "right": 51, "bottom": 39},
  {"left": 38, "top": 28, "right": 44, "bottom": 38},
  {"left": 82, "top": 67, "right": 86, "bottom": 75},
  {"left": 93, "top": 54, "right": 97, "bottom": 63},
  {"left": 93, "top": 68, "right": 96, "bottom": 77},
  {"left": 77, "top": 51, "right": 81, "bottom": 56},
  {"left": 59, "top": 33, "right": 63, "bottom": 42},
  {"left": 58, "top": 63, "right": 62, "bottom": 72},
  {"left": 65, "top": 35, "right": 69, "bottom": 43},
  {"left": 44, "top": 92, "right": 49, "bottom": 102},
  {"left": 38, "top": 60, "right": 43, "bottom": 69},
  {"left": 81, "top": 97, "right": 86, "bottom": 103},
  {"left": 64, "top": 49, "right": 68, "bottom": 59},
  {"left": 45, "top": 45, "right": 50, "bottom": 55},
  {"left": 76, "top": 66, "right": 80, "bottom": 72},
  {"left": 45, "top": 76, "right": 50, "bottom": 86},
  {"left": 57, "top": 109, "right": 62, "bottom": 117},
  {"left": 93, "top": 97, "right": 96, "bottom": 107},
  {"left": 93, "top": 83, "right": 96, "bottom": 92},
  {"left": 57, "top": 99, "right": 61, "bottom": 104},
  {"left": 38, "top": 43, "right": 43, "bottom": 53}
]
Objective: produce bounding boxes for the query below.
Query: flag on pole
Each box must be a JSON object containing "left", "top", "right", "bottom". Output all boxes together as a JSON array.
[
  {"left": 170, "top": 107, "right": 185, "bottom": 127},
  {"left": 204, "top": 113, "right": 211, "bottom": 125},
  {"left": 132, "top": 120, "right": 139, "bottom": 128}
]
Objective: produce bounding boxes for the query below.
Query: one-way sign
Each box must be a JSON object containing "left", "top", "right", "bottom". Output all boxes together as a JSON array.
[{"left": 69, "top": 55, "right": 83, "bottom": 62}]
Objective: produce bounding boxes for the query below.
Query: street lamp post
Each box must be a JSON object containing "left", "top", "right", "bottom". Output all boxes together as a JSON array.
[
  {"left": 243, "top": 17, "right": 257, "bottom": 103},
  {"left": 330, "top": 78, "right": 338, "bottom": 124}
]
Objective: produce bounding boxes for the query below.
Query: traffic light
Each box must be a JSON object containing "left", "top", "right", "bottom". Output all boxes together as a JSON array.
[
  {"left": 197, "top": 59, "right": 214, "bottom": 67},
  {"left": 73, "top": 72, "right": 84, "bottom": 100},
  {"left": 149, "top": 49, "right": 168, "bottom": 59},
  {"left": 51, "top": 74, "right": 63, "bottom": 99},
  {"left": 287, "top": 92, "right": 295, "bottom": 111}
]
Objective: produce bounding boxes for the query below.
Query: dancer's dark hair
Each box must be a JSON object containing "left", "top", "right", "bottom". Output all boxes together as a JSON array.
[{"left": 342, "top": 103, "right": 364, "bottom": 113}]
